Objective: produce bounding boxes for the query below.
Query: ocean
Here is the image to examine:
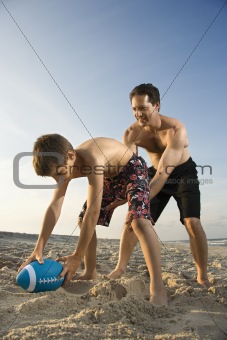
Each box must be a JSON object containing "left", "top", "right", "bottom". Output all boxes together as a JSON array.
[
  {"left": 0, "top": 231, "right": 226, "bottom": 247},
  {"left": 166, "top": 238, "right": 227, "bottom": 247}
]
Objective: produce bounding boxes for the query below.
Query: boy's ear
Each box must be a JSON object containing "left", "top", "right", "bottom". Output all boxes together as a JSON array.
[{"left": 67, "top": 150, "right": 76, "bottom": 160}]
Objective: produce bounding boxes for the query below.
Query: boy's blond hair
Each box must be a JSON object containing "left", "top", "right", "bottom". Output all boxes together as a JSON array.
[{"left": 33, "top": 134, "right": 74, "bottom": 176}]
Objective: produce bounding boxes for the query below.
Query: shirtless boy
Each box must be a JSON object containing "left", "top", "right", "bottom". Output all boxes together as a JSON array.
[
  {"left": 109, "top": 83, "right": 209, "bottom": 287},
  {"left": 18, "top": 133, "right": 167, "bottom": 304}
]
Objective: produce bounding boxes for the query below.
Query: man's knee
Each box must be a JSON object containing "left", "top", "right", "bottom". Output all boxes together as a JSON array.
[{"left": 184, "top": 217, "right": 204, "bottom": 237}]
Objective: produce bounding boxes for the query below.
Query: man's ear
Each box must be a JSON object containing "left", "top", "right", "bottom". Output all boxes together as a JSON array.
[
  {"left": 156, "top": 101, "right": 160, "bottom": 112},
  {"left": 67, "top": 150, "right": 76, "bottom": 160}
]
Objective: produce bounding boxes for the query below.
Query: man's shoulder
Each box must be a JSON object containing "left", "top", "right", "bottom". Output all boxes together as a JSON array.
[
  {"left": 124, "top": 122, "right": 140, "bottom": 135},
  {"left": 160, "top": 115, "right": 187, "bottom": 135},
  {"left": 123, "top": 122, "right": 139, "bottom": 144},
  {"left": 160, "top": 114, "right": 185, "bottom": 128}
]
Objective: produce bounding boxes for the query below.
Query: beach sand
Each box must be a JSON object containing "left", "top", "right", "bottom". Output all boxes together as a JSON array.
[{"left": 0, "top": 232, "right": 226, "bottom": 339}]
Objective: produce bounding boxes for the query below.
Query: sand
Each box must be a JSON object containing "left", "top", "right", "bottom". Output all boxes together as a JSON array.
[{"left": 0, "top": 232, "right": 226, "bottom": 339}]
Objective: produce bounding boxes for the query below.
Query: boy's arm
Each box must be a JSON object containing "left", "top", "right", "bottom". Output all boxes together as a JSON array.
[
  {"left": 58, "top": 172, "right": 103, "bottom": 285},
  {"left": 149, "top": 127, "right": 187, "bottom": 199},
  {"left": 18, "top": 180, "right": 69, "bottom": 271},
  {"left": 35, "top": 180, "right": 69, "bottom": 251}
]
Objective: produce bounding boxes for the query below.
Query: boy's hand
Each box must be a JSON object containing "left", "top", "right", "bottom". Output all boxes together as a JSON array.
[
  {"left": 56, "top": 254, "right": 81, "bottom": 287},
  {"left": 18, "top": 251, "right": 44, "bottom": 273}
]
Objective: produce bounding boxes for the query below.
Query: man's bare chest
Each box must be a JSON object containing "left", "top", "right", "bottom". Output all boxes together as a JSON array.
[{"left": 133, "top": 129, "right": 167, "bottom": 153}]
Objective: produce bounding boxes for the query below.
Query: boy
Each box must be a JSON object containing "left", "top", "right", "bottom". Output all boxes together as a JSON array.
[{"left": 18, "top": 133, "right": 168, "bottom": 305}]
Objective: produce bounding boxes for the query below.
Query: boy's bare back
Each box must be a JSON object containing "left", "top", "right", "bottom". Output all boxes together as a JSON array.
[{"left": 75, "top": 137, "right": 134, "bottom": 178}]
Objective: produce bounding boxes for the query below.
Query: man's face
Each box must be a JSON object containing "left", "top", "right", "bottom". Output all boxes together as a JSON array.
[{"left": 131, "top": 94, "right": 159, "bottom": 127}]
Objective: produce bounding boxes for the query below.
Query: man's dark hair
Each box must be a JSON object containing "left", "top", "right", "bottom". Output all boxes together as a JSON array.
[{"left": 129, "top": 83, "right": 160, "bottom": 106}]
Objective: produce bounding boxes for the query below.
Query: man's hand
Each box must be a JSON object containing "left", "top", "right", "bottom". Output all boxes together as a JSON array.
[
  {"left": 18, "top": 250, "right": 44, "bottom": 273},
  {"left": 56, "top": 254, "right": 81, "bottom": 287},
  {"left": 105, "top": 198, "right": 127, "bottom": 212}
]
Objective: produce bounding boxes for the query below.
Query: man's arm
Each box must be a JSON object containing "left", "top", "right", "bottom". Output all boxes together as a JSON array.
[
  {"left": 149, "top": 127, "right": 187, "bottom": 199},
  {"left": 104, "top": 127, "right": 139, "bottom": 211},
  {"left": 123, "top": 126, "right": 138, "bottom": 155},
  {"left": 101, "top": 127, "right": 139, "bottom": 213}
]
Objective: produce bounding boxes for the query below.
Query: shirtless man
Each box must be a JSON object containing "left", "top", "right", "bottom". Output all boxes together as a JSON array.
[{"left": 109, "top": 83, "right": 209, "bottom": 287}]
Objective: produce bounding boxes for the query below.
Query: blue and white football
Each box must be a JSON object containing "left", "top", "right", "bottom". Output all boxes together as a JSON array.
[{"left": 16, "top": 259, "right": 65, "bottom": 293}]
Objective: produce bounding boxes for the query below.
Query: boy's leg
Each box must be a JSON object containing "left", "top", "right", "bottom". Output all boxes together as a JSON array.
[
  {"left": 108, "top": 225, "right": 138, "bottom": 279},
  {"left": 77, "top": 220, "right": 97, "bottom": 280},
  {"left": 131, "top": 218, "right": 168, "bottom": 305},
  {"left": 109, "top": 192, "right": 170, "bottom": 279},
  {"left": 76, "top": 178, "right": 115, "bottom": 280}
]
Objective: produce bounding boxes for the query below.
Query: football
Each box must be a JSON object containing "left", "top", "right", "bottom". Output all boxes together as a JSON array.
[{"left": 16, "top": 258, "right": 65, "bottom": 293}]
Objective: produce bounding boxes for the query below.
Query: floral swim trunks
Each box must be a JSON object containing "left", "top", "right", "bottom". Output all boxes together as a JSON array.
[{"left": 78, "top": 154, "right": 154, "bottom": 226}]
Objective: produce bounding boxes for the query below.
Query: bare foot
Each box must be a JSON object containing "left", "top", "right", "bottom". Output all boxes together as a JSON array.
[
  {"left": 197, "top": 277, "right": 211, "bottom": 288},
  {"left": 108, "top": 268, "right": 125, "bottom": 279},
  {"left": 150, "top": 295, "right": 168, "bottom": 305},
  {"left": 150, "top": 286, "right": 168, "bottom": 305},
  {"left": 76, "top": 271, "right": 97, "bottom": 280}
]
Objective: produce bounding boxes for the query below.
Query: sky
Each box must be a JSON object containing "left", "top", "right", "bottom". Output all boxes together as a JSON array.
[{"left": 0, "top": 0, "right": 226, "bottom": 242}]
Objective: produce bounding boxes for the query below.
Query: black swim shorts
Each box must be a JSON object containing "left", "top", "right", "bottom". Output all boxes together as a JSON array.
[
  {"left": 78, "top": 154, "right": 153, "bottom": 226},
  {"left": 148, "top": 157, "right": 200, "bottom": 225}
]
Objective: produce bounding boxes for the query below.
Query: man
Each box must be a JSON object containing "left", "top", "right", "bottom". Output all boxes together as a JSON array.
[{"left": 108, "top": 83, "right": 209, "bottom": 287}]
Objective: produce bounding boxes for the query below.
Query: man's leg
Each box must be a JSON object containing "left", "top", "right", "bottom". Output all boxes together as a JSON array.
[
  {"left": 130, "top": 218, "right": 167, "bottom": 305},
  {"left": 184, "top": 217, "right": 210, "bottom": 286},
  {"left": 108, "top": 225, "right": 138, "bottom": 279}
]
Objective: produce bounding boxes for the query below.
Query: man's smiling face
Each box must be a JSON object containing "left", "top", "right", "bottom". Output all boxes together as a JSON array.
[{"left": 131, "top": 94, "right": 159, "bottom": 127}]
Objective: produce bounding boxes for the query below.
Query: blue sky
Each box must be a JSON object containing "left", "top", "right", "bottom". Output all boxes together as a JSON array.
[{"left": 0, "top": 0, "right": 226, "bottom": 241}]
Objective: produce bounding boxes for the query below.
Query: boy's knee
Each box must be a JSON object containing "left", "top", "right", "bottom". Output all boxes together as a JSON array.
[
  {"left": 77, "top": 218, "right": 83, "bottom": 229},
  {"left": 131, "top": 218, "right": 151, "bottom": 232}
]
